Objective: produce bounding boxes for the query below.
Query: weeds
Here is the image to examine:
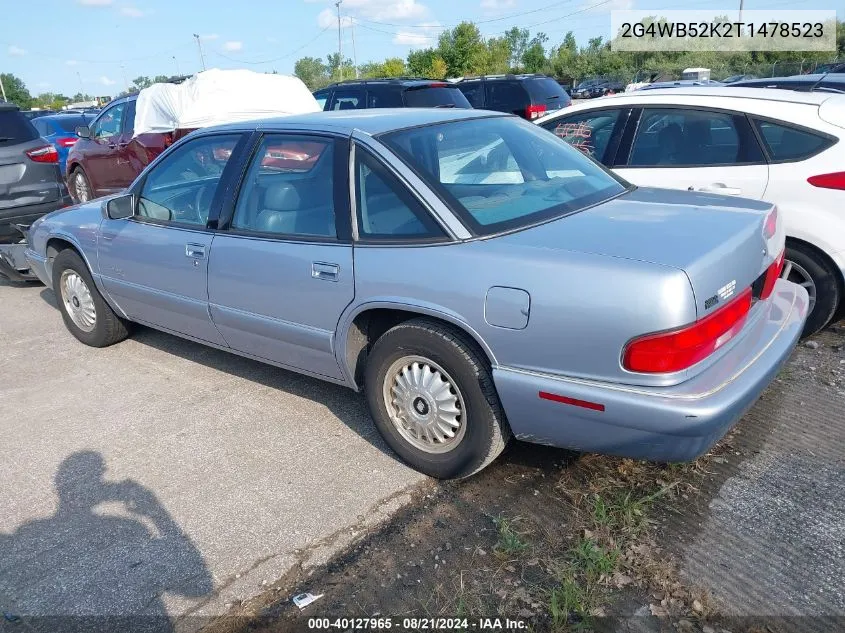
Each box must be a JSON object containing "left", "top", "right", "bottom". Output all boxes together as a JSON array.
[{"left": 492, "top": 515, "right": 530, "bottom": 557}]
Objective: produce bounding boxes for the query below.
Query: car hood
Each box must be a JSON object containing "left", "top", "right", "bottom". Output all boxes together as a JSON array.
[{"left": 497, "top": 187, "right": 782, "bottom": 317}]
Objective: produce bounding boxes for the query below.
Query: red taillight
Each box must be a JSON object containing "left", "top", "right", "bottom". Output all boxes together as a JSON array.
[
  {"left": 760, "top": 249, "right": 785, "bottom": 301},
  {"left": 623, "top": 288, "right": 753, "bottom": 373},
  {"left": 25, "top": 145, "right": 59, "bottom": 163},
  {"left": 763, "top": 206, "right": 778, "bottom": 239},
  {"left": 808, "top": 171, "right": 845, "bottom": 190},
  {"left": 526, "top": 104, "right": 547, "bottom": 120},
  {"left": 56, "top": 137, "right": 78, "bottom": 148}
]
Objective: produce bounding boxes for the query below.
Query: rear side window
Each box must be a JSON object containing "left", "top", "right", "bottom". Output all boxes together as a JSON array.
[
  {"left": 330, "top": 88, "right": 364, "bottom": 111},
  {"left": 541, "top": 109, "right": 622, "bottom": 165},
  {"left": 524, "top": 78, "right": 568, "bottom": 110},
  {"left": 403, "top": 86, "right": 471, "bottom": 108},
  {"left": 753, "top": 119, "right": 835, "bottom": 162},
  {"left": 486, "top": 81, "right": 528, "bottom": 112},
  {"left": 368, "top": 87, "right": 403, "bottom": 108},
  {"left": 0, "top": 110, "right": 40, "bottom": 146},
  {"left": 457, "top": 82, "right": 484, "bottom": 108}
]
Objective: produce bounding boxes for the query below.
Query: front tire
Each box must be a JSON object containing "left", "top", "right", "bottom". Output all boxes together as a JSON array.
[
  {"left": 52, "top": 249, "right": 130, "bottom": 347},
  {"left": 364, "top": 318, "right": 510, "bottom": 479},
  {"left": 783, "top": 242, "right": 841, "bottom": 337},
  {"left": 69, "top": 167, "right": 93, "bottom": 203}
]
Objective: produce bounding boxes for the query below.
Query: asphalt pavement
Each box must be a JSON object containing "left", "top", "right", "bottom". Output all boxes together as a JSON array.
[{"left": 0, "top": 277, "right": 425, "bottom": 632}]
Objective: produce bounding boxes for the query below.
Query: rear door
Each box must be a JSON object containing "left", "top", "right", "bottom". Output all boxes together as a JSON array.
[
  {"left": 207, "top": 132, "right": 354, "bottom": 380},
  {"left": 616, "top": 107, "right": 769, "bottom": 199},
  {"left": 0, "top": 108, "right": 62, "bottom": 220},
  {"left": 539, "top": 107, "right": 630, "bottom": 166}
]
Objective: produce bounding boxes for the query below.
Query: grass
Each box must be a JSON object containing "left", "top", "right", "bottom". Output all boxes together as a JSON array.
[{"left": 492, "top": 514, "right": 530, "bottom": 557}]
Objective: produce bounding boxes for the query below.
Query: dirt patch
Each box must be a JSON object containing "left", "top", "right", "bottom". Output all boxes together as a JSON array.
[{"left": 200, "top": 324, "right": 844, "bottom": 633}]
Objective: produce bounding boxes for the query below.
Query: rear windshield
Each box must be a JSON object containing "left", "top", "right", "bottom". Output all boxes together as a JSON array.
[
  {"left": 403, "top": 85, "right": 472, "bottom": 109},
  {"left": 52, "top": 115, "right": 90, "bottom": 133},
  {"left": 0, "top": 110, "right": 40, "bottom": 146},
  {"left": 380, "top": 116, "right": 626, "bottom": 236},
  {"left": 525, "top": 77, "right": 568, "bottom": 107}
]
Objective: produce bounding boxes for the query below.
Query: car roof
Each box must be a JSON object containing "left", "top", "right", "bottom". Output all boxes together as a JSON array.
[
  {"left": 457, "top": 74, "right": 552, "bottom": 82},
  {"left": 735, "top": 73, "right": 845, "bottom": 86},
  {"left": 321, "top": 78, "right": 449, "bottom": 89},
  {"left": 0, "top": 103, "right": 20, "bottom": 112},
  {"left": 210, "top": 107, "right": 508, "bottom": 136},
  {"left": 566, "top": 86, "right": 837, "bottom": 106}
]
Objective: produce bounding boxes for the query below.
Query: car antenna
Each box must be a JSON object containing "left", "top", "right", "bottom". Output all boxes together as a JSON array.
[{"left": 808, "top": 70, "right": 831, "bottom": 93}]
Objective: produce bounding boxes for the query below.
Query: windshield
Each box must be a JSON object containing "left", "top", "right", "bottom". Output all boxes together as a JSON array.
[
  {"left": 404, "top": 85, "right": 472, "bottom": 108},
  {"left": 380, "top": 116, "right": 627, "bottom": 236}
]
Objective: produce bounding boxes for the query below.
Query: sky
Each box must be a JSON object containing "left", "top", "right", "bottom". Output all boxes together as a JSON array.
[{"left": 1, "top": 0, "right": 841, "bottom": 98}]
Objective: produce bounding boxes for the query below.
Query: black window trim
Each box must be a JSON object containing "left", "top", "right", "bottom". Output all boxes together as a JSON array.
[
  {"left": 540, "top": 106, "right": 633, "bottom": 167},
  {"left": 352, "top": 143, "right": 451, "bottom": 246},
  {"left": 127, "top": 130, "right": 252, "bottom": 233},
  {"left": 747, "top": 114, "right": 838, "bottom": 165},
  {"left": 617, "top": 104, "right": 768, "bottom": 170},
  {"left": 217, "top": 130, "right": 353, "bottom": 244}
]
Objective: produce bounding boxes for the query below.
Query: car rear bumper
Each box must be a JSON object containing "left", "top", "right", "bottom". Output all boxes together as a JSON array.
[
  {"left": 493, "top": 279, "right": 808, "bottom": 462},
  {"left": 0, "top": 197, "right": 72, "bottom": 240}
]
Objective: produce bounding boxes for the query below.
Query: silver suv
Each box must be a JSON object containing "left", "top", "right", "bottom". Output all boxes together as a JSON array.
[{"left": 0, "top": 103, "right": 72, "bottom": 279}]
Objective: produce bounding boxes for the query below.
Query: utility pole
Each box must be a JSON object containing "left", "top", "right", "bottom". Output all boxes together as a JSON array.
[
  {"left": 193, "top": 34, "right": 207, "bottom": 71},
  {"left": 738, "top": 0, "right": 744, "bottom": 22},
  {"left": 350, "top": 17, "right": 359, "bottom": 78},
  {"left": 0, "top": 75, "right": 7, "bottom": 102},
  {"left": 335, "top": 0, "right": 343, "bottom": 80},
  {"left": 173, "top": 55, "right": 181, "bottom": 76},
  {"left": 76, "top": 72, "right": 84, "bottom": 97},
  {"left": 120, "top": 64, "right": 128, "bottom": 92}
]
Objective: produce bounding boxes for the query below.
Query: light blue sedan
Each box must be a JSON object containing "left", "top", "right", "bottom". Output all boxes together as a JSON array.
[{"left": 25, "top": 109, "right": 808, "bottom": 478}]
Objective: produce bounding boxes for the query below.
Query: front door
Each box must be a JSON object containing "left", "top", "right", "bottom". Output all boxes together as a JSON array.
[
  {"left": 112, "top": 97, "right": 139, "bottom": 190},
  {"left": 85, "top": 100, "right": 127, "bottom": 196},
  {"left": 616, "top": 107, "right": 769, "bottom": 199},
  {"left": 98, "top": 132, "right": 245, "bottom": 345},
  {"left": 208, "top": 133, "right": 354, "bottom": 379}
]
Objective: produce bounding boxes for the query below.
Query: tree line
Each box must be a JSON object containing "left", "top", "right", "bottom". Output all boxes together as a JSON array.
[{"left": 294, "top": 20, "right": 845, "bottom": 90}]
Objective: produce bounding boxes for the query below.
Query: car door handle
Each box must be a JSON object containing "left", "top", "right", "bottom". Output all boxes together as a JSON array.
[
  {"left": 312, "top": 262, "right": 339, "bottom": 281},
  {"left": 185, "top": 243, "right": 206, "bottom": 259},
  {"left": 690, "top": 183, "right": 743, "bottom": 196}
]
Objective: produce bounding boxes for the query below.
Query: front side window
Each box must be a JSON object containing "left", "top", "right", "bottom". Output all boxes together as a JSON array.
[
  {"left": 381, "top": 116, "right": 627, "bottom": 235},
  {"left": 355, "top": 148, "right": 445, "bottom": 241},
  {"left": 91, "top": 103, "right": 125, "bottom": 139},
  {"left": 628, "top": 108, "right": 761, "bottom": 167},
  {"left": 137, "top": 134, "right": 240, "bottom": 225},
  {"left": 541, "top": 109, "right": 622, "bottom": 164},
  {"left": 231, "top": 134, "right": 336, "bottom": 238},
  {"left": 753, "top": 119, "right": 834, "bottom": 162}
]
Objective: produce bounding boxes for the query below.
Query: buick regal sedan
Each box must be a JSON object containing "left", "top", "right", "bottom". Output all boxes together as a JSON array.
[{"left": 25, "top": 109, "right": 807, "bottom": 478}]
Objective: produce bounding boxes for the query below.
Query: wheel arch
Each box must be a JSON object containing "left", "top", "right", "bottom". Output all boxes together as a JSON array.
[
  {"left": 337, "top": 301, "right": 497, "bottom": 390},
  {"left": 45, "top": 234, "right": 97, "bottom": 290},
  {"left": 786, "top": 236, "right": 845, "bottom": 301}
]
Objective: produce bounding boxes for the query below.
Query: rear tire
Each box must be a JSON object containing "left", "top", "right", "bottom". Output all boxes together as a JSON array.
[
  {"left": 69, "top": 167, "right": 92, "bottom": 203},
  {"left": 52, "top": 249, "right": 130, "bottom": 347},
  {"left": 364, "top": 318, "right": 510, "bottom": 479},
  {"left": 784, "top": 242, "right": 841, "bottom": 338}
]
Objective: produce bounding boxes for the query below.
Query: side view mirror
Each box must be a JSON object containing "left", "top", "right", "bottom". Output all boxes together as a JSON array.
[
  {"left": 104, "top": 194, "right": 134, "bottom": 220},
  {"left": 76, "top": 125, "right": 91, "bottom": 139}
]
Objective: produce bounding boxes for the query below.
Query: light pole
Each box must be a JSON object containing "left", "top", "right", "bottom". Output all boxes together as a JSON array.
[
  {"left": 173, "top": 55, "right": 181, "bottom": 76},
  {"left": 193, "top": 34, "right": 207, "bottom": 71},
  {"left": 76, "top": 72, "right": 84, "bottom": 98},
  {"left": 0, "top": 75, "right": 7, "bottom": 102},
  {"left": 335, "top": 0, "right": 343, "bottom": 80}
]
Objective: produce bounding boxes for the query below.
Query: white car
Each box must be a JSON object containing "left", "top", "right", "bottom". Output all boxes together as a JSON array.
[{"left": 537, "top": 87, "right": 845, "bottom": 336}]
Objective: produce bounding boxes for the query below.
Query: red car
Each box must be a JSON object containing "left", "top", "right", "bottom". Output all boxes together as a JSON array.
[{"left": 65, "top": 94, "right": 191, "bottom": 202}]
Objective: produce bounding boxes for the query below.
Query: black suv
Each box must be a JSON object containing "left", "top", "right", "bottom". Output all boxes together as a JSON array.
[
  {"left": 313, "top": 78, "right": 472, "bottom": 110},
  {"left": 0, "top": 103, "right": 72, "bottom": 279},
  {"left": 455, "top": 74, "right": 571, "bottom": 120}
]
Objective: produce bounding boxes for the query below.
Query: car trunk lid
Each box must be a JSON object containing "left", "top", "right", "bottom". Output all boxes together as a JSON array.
[
  {"left": 0, "top": 110, "right": 62, "bottom": 211},
  {"left": 499, "top": 186, "right": 781, "bottom": 317}
]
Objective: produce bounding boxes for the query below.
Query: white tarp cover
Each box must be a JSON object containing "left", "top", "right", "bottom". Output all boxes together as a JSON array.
[{"left": 133, "top": 68, "right": 320, "bottom": 137}]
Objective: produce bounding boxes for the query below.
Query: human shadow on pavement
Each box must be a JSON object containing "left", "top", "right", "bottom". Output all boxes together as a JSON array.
[{"left": 0, "top": 451, "right": 213, "bottom": 633}]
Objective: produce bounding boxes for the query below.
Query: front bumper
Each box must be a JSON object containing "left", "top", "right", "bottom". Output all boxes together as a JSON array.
[{"left": 494, "top": 279, "right": 808, "bottom": 462}]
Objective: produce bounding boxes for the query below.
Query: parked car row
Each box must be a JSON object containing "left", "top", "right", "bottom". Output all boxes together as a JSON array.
[{"left": 537, "top": 86, "right": 845, "bottom": 336}]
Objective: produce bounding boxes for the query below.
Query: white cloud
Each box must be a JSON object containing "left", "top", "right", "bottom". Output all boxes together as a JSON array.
[
  {"left": 317, "top": 0, "right": 429, "bottom": 26},
  {"left": 392, "top": 21, "right": 440, "bottom": 47},
  {"left": 99, "top": 76, "right": 116, "bottom": 86},
  {"left": 77, "top": 0, "right": 113, "bottom": 5},
  {"left": 37, "top": 81, "right": 51, "bottom": 88},
  {"left": 8, "top": 45, "right": 26, "bottom": 56},
  {"left": 318, "top": 8, "right": 353, "bottom": 28},
  {"left": 121, "top": 6, "right": 144, "bottom": 17},
  {"left": 66, "top": 59, "right": 79, "bottom": 66},
  {"left": 199, "top": 33, "right": 219, "bottom": 41},
  {"left": 223, "top": 40, "right": 243, "bottom": 51}
]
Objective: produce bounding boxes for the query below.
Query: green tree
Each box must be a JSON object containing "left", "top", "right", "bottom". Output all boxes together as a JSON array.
[
  {"left": 522, "top": 32, "right": 548, "bottom": 73},
  {"left": 294, "top": 56, "right": 330, "bottom": 89},
  {"left": 407, "top": 48, "right": 437, "bottom": 76},
  {"left": 131, "top": 76, "right": 153, "bottom": 91},
  {"left": 504, "top": 27, "right": 529, "bottom": 70},
  {"left": 326, "top": 53, "right": 355, "bottom": 82},
  {"left": 486, "top": 37, "right": 511, "bottom": 74},
  {"left": 437, "top": 22, "right": 488, "bottom": 77},
  {"left": 0, "top": 73, "right": 32, "bottom": 109},
  {"left": 382, "top": 57, "right": 406, "bottom": 77}
]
